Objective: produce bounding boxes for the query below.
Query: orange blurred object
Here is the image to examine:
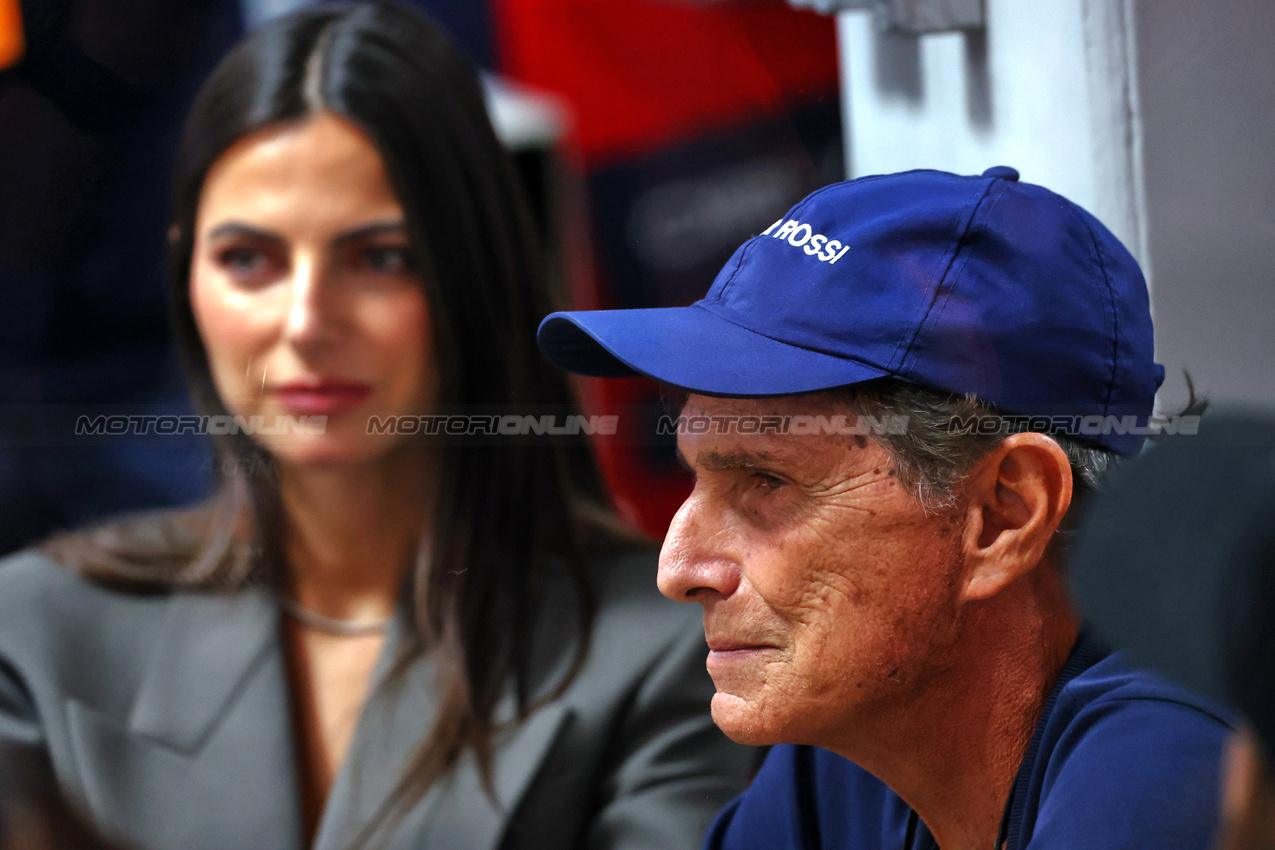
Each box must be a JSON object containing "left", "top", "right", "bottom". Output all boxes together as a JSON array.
[{"left": 0, "top": 0, "right": 23, "bottom": 70}]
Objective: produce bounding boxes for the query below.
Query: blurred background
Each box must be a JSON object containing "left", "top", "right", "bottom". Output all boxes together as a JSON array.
[{"left": 0, "top": 0, "right": 1272, "bottom": 552}]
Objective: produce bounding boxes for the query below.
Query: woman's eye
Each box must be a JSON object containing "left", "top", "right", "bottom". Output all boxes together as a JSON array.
[
  {"left": 215, "top": 246, "right": 271, "bottom": 281},
  {"left": 359, "top": 246, "right": 410, "bottom": 274}
]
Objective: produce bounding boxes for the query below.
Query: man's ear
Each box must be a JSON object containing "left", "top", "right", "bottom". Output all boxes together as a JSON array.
[{"left": 958, "top": 433, "right": 1073, "bottom": 602}]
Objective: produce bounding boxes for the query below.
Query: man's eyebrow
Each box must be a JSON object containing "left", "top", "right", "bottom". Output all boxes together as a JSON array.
[{"left": 692, "top": 449, "right": 780, "bottom": 472}]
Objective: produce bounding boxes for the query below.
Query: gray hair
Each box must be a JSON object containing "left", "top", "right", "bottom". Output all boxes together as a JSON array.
[{"left": 838, "top": 382, "right": 1119, "bottom": 559}]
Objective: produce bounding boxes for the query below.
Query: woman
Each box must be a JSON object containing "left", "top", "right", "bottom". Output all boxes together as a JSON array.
[{"left": 0, "top": 4, "right": 752, "bottom": 849}]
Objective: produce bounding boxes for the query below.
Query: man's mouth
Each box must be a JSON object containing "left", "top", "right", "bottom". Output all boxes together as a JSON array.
[{"left": 706, "top": 637, "right": 777, "bottom": 653}]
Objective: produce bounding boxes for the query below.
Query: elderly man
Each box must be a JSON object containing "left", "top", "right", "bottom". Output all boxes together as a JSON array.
[{"left": 538, "top": 167, "right": 1231, "bottom": 849}]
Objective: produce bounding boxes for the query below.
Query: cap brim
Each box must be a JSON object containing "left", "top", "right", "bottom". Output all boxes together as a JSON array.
[
  {"left": 1069, "top": 413, "right": 1275, "bottom": 706},
  {"left": 537, "top": 304, "right": 889, "bottom": 396}
]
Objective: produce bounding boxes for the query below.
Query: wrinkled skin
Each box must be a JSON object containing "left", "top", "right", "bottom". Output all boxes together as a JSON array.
[{"left": 658, "top": 393, "right": 967, "bottom": 747}]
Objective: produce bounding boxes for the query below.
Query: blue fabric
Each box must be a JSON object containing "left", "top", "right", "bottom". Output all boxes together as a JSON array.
[
  {"left": 705, "top": 635, "right": 1232, "bottom": 850},
  {"left": 538, "top": 167, "right": 1162, "bottom": 455}
]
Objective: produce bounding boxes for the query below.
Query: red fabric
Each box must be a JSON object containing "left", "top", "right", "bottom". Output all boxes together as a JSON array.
[
  {"left": 494, "top": 0, "right": 837, "bottom": 166},
  {"left": 575, "top": 377, "right": 693, "bottom": 539},
  {"left": 494, "top": 0, "right": 839, "bottom": 536}
]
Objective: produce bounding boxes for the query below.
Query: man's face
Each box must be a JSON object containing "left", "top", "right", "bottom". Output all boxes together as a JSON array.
[{"left": 658, "top": 393, "right": 968, "bottom": 747}]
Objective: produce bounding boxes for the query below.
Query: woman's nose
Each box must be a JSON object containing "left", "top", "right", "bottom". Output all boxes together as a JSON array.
[{"left": 282, "top": 256, "right": 340, "bottom": 349}]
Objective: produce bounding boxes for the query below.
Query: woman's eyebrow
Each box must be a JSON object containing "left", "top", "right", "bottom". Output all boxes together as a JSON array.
[
  {"left": 206, "top": 222, "right": 282, "bottom": 243},
  {"left": 204, "top": 220, "right": 407, "bottom": 245},
  {"left": 332, "top": 220, "right": 408, "bottom": 247}
]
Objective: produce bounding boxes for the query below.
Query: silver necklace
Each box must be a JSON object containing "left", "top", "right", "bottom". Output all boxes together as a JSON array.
[{"left": 276, "top": 594, "right": 393, "bottom": 637}]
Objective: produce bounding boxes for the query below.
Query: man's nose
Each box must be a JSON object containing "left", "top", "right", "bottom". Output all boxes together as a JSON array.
[{"left": 658, "top": 490, "right": 741, "bottom": 604}]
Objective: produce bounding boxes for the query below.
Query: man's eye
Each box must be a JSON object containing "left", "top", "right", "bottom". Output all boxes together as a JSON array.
[{"left": 752, "top": 472, "right": 785, "bottom": 492}]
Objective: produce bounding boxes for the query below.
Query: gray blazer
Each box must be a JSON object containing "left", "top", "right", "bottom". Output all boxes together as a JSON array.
[{"left": 0, "top": 548, "right": 753, "bottom": 850}]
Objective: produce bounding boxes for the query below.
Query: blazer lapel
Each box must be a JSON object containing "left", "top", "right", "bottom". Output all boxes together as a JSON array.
[
  {"left": 314, "top": 615, "right": 572, "bottom": 850},
  {"left": 67, "top": 588, "right": 305, "bottom": 850},
  {"left": 410, "top": 700, "right": 571, "bottom": 850},
  {"left": 128, "top": 589, "right": 282, "bottom": 750}
]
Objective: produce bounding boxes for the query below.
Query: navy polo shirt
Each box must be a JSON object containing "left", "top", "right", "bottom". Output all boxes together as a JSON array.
[{"left": 705, "top": 634, "right": 1232, "bottom": 850}]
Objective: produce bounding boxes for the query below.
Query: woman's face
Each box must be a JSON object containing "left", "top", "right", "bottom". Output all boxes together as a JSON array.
[{"left": 190, "top": 111, "right": 437, "bottom": 468}]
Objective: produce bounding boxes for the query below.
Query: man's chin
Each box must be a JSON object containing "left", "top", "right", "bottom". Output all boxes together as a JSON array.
[{"left": 710, "top": 691, "right": 783, "bottom": 746}]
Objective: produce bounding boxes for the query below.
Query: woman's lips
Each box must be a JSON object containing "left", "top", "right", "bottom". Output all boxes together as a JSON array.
[{"left": 271, "top": 381, "right": 372, "bottom": 416}]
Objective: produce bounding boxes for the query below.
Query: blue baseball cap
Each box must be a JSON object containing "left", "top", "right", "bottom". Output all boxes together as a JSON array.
[{"left": 538, "top": 167, "right": 1163, "bottom": 455}]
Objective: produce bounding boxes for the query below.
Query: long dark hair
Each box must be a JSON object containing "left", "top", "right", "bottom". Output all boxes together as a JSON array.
[{"left": 45, "top": 0, "right": 638, "bottom": 839}]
